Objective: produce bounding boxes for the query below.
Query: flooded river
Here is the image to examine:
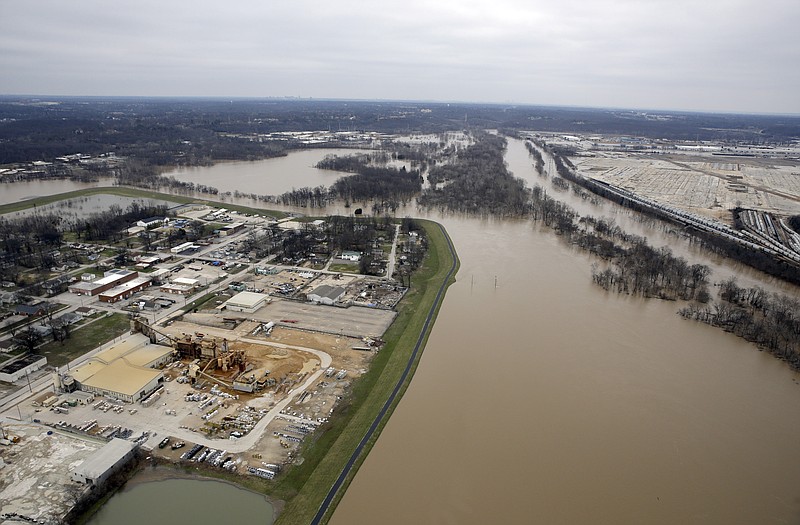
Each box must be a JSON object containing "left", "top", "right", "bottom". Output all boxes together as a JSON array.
[
  {"left": 2, "top": 140, "right": 799, "bottom": 523},
  {"left": 329, "top": 139, "right": 800, "bottom": 524}
]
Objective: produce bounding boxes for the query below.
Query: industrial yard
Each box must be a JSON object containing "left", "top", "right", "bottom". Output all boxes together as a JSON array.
[
  {"left": 10, "top": 312, "right": 377, "bottom": 468},
  {"left": 1, "top": 253, "right": 403, "bottom": 522},
  {"left": 0, "top": 311, "right": 379, "bottom": 522},
  {"left": 0, "top": 422, "right": 102, "bottom": 524}
]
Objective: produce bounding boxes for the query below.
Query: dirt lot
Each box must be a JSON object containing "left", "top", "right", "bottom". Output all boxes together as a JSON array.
[
  {"left": 0, "top": 422, "right": 101, "bottom": 523},
  {"left": 248, "top": 299, "right": 396, "bottom": 338}
]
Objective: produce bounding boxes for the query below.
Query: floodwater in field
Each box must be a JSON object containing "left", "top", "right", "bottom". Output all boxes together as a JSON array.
[
  {"left": 86, "top": 477, "right": 273, "bottom": 525},
  {"left": 161, "top": 148, "right": 370, "bottom": 196},
  {"left": 1, "top": 194, "right": 175, "bottom": 220},
  {"left": 0, "top": 178, "right": 109, "bottom": 205},
  {"left": 329, "top": 138, "right": 800, "bottom": 524}
]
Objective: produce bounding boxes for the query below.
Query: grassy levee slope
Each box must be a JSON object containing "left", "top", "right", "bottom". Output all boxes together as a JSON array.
[
  {"left": 274, "top": 220, "right": 459, "bottom": 525},
  {"left": 0, "top": 186, "right": 287, "bottom": 219}
]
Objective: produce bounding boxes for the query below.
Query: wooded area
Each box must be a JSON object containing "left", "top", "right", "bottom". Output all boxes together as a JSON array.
[{"left": 679, "top": 278, "right": 800, "bottom": 369}]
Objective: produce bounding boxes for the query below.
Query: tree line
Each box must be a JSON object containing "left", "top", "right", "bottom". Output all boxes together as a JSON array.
[
  {"left": 418, "top": 132, "right": 530, "bottom": 216},
  {"left": 679, "top": 277, "right": 800, "bottom": 369},
  {"left": 277, "top": 154, "right": 423, "bottom": 209},
  {"left": 524, "top": 140, "right": 545, "bottom": 176}
]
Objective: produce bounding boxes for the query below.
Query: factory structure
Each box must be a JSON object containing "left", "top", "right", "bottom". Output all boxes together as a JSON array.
[
  {"left": 307, "top": 284, "right": 346, "bottom": 306},
  {"left": 66, "top": 268, "right": 153, "bottom": 303},
  {"left": 55, "top": 334, "right": 173, "bottom": 403}
]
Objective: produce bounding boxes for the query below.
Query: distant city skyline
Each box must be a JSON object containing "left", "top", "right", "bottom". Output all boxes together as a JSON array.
[{"left": 1, "top": 0, "right": 798, "bottom": 115}]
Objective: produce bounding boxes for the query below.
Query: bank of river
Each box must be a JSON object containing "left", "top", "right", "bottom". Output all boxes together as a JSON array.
[{"left": 86, "top": 466, "right": 275, "bottom": 525}]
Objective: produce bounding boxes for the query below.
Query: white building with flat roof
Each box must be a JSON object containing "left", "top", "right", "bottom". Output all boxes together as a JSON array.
[
  {"left": 71, "top": 438, "right": 136, "bottom": 486},
  {"left": 224, "top": 291, "right": 269, "bottom": 313},
  {"left": 170, "top": 241, "right": 197, "bottom": 254}
]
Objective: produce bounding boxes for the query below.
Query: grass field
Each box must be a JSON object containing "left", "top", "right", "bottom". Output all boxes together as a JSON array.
[
  {"left": 273, "top": 219, "right": 458, "bottom": 524},
  {"left": 37, "top": 313, "right": 131, "bottom": 367}
]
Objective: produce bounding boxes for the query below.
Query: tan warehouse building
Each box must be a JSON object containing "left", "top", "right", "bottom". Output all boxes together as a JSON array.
[
  {"left": 223, "top": 291, "right": 269, "bottom": 313},
  {"left": 67, "top": 334, "right": 173, "bottom": 402}
]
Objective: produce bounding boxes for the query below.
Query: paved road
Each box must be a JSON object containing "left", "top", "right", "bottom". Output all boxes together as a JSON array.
[
  {"left": 310, "top": 222, "right": 457, "bottom": 525},
  {"left": 385, "top": 223, "right": 401, "bottom": 280},
  {"left": 253, "top": 300, "right": 396, "bottom": 338}
]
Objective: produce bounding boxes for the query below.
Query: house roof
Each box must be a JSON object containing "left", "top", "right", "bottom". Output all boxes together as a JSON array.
[
  {"left": 75, "top": 306, "right": 96, "bottom": 315},
  {"left": 15, "top": 303, "right": 45, "bottom": 315}
]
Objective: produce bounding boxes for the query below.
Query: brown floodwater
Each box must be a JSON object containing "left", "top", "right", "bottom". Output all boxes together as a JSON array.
[
  {"left": 160, "top": 148, "right": 370, "bottom": 195},
  {"left": 329, "top": 140, "right": 800, "bottom": 524}
]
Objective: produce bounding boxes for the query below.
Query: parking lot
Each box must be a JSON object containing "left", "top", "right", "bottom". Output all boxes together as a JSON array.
[{"left": 250, "top": 298, "right": 396, "bottom": 338}]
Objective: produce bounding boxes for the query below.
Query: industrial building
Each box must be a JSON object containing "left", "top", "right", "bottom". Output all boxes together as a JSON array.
[
  {"left": 170, "top": 241, "right": 198, "bottom": 254},
  {"left": 160, "top": 276, "right": 200, "bottom": 295},
  {"left": 98, "top": 276, "right": 152, "bottom": 303},
  {"left": 308, "top": 284, "right": 346, "bottom": 305},
  {"left": 0, "top": 353, "right": 47, "bottom": 382},
  {"left": 173, "top": 277, "right": 199, "bottom": 288},
  {"left": 68, "top": 269, "right": 138, "bottom": 296},
  {"left": 136, "top": 216, "right": 169, "bottom": 228},
  {"left": 219, "top": 222, "right": 245, "bottom": 236},
  {"left": 148, "top": 267, "right": 170, "bottom": 284},
  {"left": 70, "top": 438, "right": 137, "bottom": 486},
  {"left": 65, "top": 334, "right": 172, "bottom": 402},
  {"left": 223, "top": 291, "right": 269, "bottom": 313}
]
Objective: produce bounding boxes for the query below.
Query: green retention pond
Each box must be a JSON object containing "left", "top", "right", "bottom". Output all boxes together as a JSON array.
[{"left": 86, "top": 477, "right": 274, "bottom": 525}]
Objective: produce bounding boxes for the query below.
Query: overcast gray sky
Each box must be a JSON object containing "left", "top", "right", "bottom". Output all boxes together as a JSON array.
[{"left": 1, "top": 0, "right": 798, "bottom": 113}]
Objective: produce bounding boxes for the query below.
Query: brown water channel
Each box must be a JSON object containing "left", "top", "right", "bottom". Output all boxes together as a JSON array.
[{"left": 329, "top": 140, "right": 800, "bottom": 524}]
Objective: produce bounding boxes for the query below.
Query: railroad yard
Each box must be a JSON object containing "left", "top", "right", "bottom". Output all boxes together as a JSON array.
[
  {"left": 537, "top": 133, "right": 800, "bottom": 223},
  {"left": 529, "top": 133, "right": 800, "bottom": 265}
]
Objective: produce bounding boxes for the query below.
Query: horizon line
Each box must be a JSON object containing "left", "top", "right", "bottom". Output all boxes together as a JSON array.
[{"left": 1, "top": 94, "right": 799, "bottom": 119}]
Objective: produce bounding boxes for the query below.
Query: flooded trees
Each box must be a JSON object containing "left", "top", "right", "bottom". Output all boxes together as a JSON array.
[
  {"left": 419, "top": 133, "right": 529, "bottom": 216},
  {"left": 679, "top": 279, "right": 800, "bottom": 369}
]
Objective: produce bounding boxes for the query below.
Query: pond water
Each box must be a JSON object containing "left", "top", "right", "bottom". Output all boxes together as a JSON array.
[{"left": 86, "top": 477, "right": 273, "bottom": 525}]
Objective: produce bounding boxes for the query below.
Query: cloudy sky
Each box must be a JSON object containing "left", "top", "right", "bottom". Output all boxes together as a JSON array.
[{"left": 1, "top": 0, "right": 798, "bottom": 114}]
